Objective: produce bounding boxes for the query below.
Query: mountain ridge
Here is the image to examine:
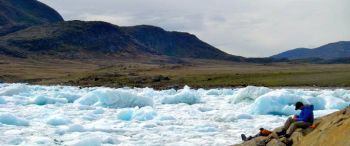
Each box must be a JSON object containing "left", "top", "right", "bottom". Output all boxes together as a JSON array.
[
  {"left": 0, "top": 0, "right": 64, "bottom": 36},
  {"left": 122, "top": 25, "right": 244, "bottom": 61},
  {"left": 0, "top": 0, "right": 245, "bottom": 61},
  {"left": 272, "top": 41, "right": 350, "bottom": 60},
  {"left": 0, "top": 20, "right": 156, "bottom": 58}
]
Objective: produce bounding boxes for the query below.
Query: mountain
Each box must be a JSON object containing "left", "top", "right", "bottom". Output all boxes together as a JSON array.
[
  {"left": 0, "top": 0, "right": 245, "bottom": 61},
  {"left": 272, "top": 41, "right": 350, "bottom": 60},
  {"left": 0, "top": 21, "right": 245, "bottom": 61},
  {"left": 0, "top": 0, "right": 64, "bottom": 36},
  {"left": 0, "top": 21, "right": 155, "bottom": 58},
  {"left": 122, "top": 25, "right": 243, "bottom": 61}
]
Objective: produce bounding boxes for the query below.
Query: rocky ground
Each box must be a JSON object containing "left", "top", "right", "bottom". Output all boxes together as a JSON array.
[{"left": 233, "top": 106, "right": 350, "bottom": 146}]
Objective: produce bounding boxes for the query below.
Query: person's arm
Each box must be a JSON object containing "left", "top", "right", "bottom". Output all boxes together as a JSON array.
[
  {"left": 253, "top": 133, "right": 261, "bottom": 137},
  {"left": 293, "top": 115, "right": 298, "bottom": 121},
  {"left": 296, "top": 109, "right": 310, "bottom": 122}
]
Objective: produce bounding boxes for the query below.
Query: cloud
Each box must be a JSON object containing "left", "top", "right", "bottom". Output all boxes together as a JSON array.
[{"left": 40, "top": 0, "right": 350, "bottom": 57}]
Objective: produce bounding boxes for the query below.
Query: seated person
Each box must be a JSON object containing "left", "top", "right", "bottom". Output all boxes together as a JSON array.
[
  {"left": 278, "top": 101, "right": 314, "bottom": 137},
  {"left": 241, "top": 128, "right": 272, "bottom": 141}
]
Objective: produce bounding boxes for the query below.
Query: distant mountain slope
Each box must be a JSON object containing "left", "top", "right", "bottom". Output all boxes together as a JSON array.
[
  {"left": 122, "top": 25, "right": 243, "bottom": 61},
  {"left": 0, "top": 21, "right": 153, "bottom": 58},
  {"left": 0, "top": 0, "right": 64, "bottom": 36},
  {"left": 272, "top": 41, "right": 350, "bottom": 60}
]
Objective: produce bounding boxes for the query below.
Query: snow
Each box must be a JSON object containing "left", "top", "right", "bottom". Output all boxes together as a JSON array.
[{"left": 0, "top": 83, "right": 350, "bottom": 145}]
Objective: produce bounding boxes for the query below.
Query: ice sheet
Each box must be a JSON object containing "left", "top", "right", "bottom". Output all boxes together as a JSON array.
[{"left": 0, "top": 83, "right": 349, "bottom": 145}]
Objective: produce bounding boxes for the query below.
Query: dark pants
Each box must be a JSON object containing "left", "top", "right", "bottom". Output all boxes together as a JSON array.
[{"left": 283, "top": 117, "right": 311, "bottom": 135}]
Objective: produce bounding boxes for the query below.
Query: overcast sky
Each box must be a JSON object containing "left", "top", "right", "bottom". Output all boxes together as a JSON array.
[{"left": 39, "top": 0, "right": 350, "bottom": 57}]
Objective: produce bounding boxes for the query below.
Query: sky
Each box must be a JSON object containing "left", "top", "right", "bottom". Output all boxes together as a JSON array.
[{"left": 39, "top": 0, "right": 350, "bottom": 57}]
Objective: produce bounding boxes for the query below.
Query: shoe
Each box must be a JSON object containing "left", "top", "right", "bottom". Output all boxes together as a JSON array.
[
  {"left": 285, "top": 134, "right": 290, "bottom": 138},
  {"left": 277, "top": 130, "right": 286, "bottom": 136},
  {"left": 241, "top": 134, "right": 247, "bottom": 141}
]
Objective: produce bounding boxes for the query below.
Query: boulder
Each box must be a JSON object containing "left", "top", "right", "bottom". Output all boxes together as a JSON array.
[
  {"left": 266, "top": 139, "right": 286, "bottom": 146},
  {"left": 290, "top": 130, "right": 304, "bottom": 145},
  {"left": 232, "top": 137, "right": 266, "bottom": 146}
]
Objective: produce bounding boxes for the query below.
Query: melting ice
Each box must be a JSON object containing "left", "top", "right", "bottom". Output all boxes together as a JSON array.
[{"left": 0, "top": 84, "right": 349, "bottom": 145}]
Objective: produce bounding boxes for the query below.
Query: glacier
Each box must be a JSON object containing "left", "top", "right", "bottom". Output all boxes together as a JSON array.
[{"left": 0, "top": 83, "right": 349, "bottom": 145}]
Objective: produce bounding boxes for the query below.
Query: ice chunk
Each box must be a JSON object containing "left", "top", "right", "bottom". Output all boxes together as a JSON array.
[
  {"left": 161, "top": 86, "right": 201, "bottom": 105},
  {"left": 47, "top": 116, "right": 71, "bottom": 126},
  {"left": 30, "top": 136, "right": 52, "bottom": 145},
  {"left": 306, "top": 96, "right": 326, "bottom": 110},
  {"left": 215, "top": 113, "right": 237, "bottom": 122},
  {"left": 198, "top": 107, "right": 214, "bottom": 112},
  {"left": 68, "top": 137, "right": 102, "bottom": 146},
  {"left": 133, "top": 107, "right": 157, "bottom": 121},
  {"left": 117, "top": 107, "right": 157, "bottom": 121},
  {"left": 75, "top": 92, "right": 99, "bottom": 106},
  {"left": 236, "top": 113, "right": 253, "bottom": 119},
  {"left": 0, "top": 84, "right": 30, "bottom": 96},
  {"left": 117, "top": 109, "right": 134, "bottom": 121},
  {"left": 102, "top": 137, "right": 120, "bottom": 145},
  {"left": 0, "top": 113, "right": 29, "bottom": 126},
  {"left": 76, "top": 88, "right": 153, "bottom": 108},
  {"left": 251, "top": 89, "right": 308, "bottom": 115},
  {"left": 323, "top": 96, "right": 349, "bottom": 109},
  {"left": 141, "top": 123, "right": 157, "bottom": 128},
  {"left": 67, "top": 124, "right": 86, "bottom": 132},
  {"left": 206, "top": 89, "right": 235, "bottom": 96},
  {"left": 333, "top": 89, "right": 350, "bottom": 100},
  {"left": 158, "top": 115, "right": 176, "bottom": 121},
  {"left": 0, "top": 96, "right": 6, "bottom": 104},
  {"left": 8, "top": 137, "right": 23, "bottom": 145},
  {"left": 54, "top": 93, "right": 80, "bottom": 103},
  {"left": 230, "top": 86, "right": 271, "bottom": 103},
  {"left": 195, "top": 124, "right": 219, "bottom": 132},
  {"left": 92, "top": 109, "right": 105, "bottom": 114},
  {"left": 32, "top": 95, "right": 68, "bottom": 105}
]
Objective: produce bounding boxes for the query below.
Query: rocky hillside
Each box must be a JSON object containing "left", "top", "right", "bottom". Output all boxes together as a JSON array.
[
  {"left": 271, "top": 41, "right": 350, "bottom": 60},
  {"left": 0, "top": 0, "right": 63, "bottom": 36},
  {"left": 234, "top": 106, "right": 350, "bottom": 146}
]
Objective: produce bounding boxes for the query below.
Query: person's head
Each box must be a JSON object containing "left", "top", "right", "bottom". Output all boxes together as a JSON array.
[
  {"left": 295, "top": 102, "right": 304, "bottom": 110},
  {"left": 259, "top": 128, "right": 264, "bottom": 131}
]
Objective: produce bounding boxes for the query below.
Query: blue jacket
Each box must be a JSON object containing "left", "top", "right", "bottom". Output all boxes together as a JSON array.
[{"left": 296, "top": 105, "right": 314, "bottom": 123}]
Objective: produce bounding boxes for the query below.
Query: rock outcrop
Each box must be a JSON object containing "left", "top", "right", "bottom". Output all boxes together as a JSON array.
[{"left": 234, "top": 106, "right": 350, "bottom": 146}]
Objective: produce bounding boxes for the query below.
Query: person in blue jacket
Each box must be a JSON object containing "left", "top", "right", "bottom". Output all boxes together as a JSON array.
[{"left": 279, "top": 101, "right": 314, "bottom": 137}]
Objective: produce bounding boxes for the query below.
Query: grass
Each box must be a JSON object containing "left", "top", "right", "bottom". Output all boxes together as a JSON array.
[{"left": 1, "top": 57, "right": 350, "bottom": 89}]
